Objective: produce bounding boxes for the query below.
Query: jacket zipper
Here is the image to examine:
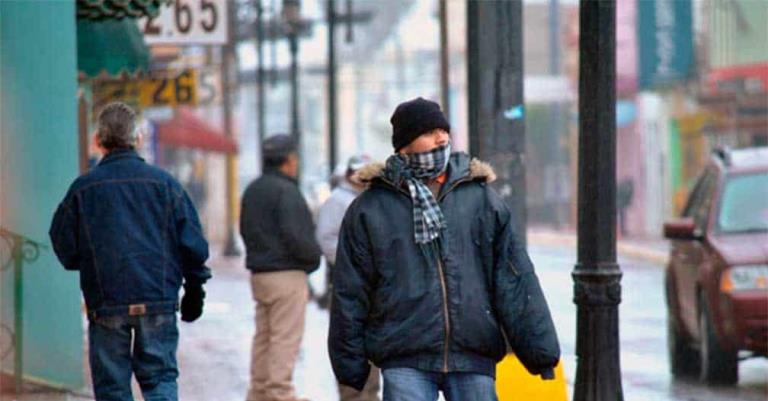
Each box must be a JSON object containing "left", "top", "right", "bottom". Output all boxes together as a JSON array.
[
  {"left": 383, "top": 174, "right": 471, "bottom": 372},
  {"left": 434, "top": 243, "right": 451, "bottom": 372},
  {"left": 434, "top": 177, "right": 471, "bottom": 372}
]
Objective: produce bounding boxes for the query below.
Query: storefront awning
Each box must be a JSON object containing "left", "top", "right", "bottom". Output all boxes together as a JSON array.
[
  {"left": 706, "top": 62, "right": 768, "bottom": 95},
  {"left": 77, "top": 18, "right": 150, "bottom": 77},
  {"left": 156, "top": 109, "right": 239, "bottom": 155},
  {"left": 77, "top": 0, "right": 168, "bottom": 20}
]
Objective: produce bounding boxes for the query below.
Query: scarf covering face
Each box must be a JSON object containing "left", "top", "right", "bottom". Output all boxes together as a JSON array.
[{"left": 384, "top": 143, "right": 451, "bottom": 244}]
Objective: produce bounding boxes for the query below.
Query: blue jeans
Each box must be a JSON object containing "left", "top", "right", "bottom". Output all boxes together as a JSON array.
[
  {"left": 382, "top": 367, "right": 498, "bottom": 401},
  {"left": 89, "top": 313, "right": 179, "bottom": 401}
]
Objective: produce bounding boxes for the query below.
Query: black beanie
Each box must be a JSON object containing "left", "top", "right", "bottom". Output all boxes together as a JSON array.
[{"left": 390, "top": 97, "right": 450, "bottom": 151}]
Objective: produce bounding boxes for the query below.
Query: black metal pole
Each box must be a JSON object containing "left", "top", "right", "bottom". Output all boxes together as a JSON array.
[
  {"left": 467, "top": 0, "right": 527, "bottom": 243},
  {"left": 327, "top": 0, "right": 337, "bottom": 176},
  {"left": 256, "top": 0, "right": 266, "bottom": 151},
  {"left": 439, "top": 0, "right": 450, "bottom": 122},
  {"left": 223, "top": 3, "right": 241, "bottom": 257},
  {"left": 549, "top": 0, "right": 565, "bottom": 228},
  {"left": 270, "top": 0, "right": 278, "bottom": 86},
  {"left": 572, "top": 1, "right": 623, "bottom": 400},
  {"left": 289, "top": 32, "right": 300, "bottom": 142},
  {"left": 344, "top": 0, "right": 353, "bottom": 43}
]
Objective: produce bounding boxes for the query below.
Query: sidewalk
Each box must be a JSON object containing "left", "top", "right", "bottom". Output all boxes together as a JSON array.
[
  {"left": 2, "top": 251, "right": 336, "bottom": 401},
  {"left": 528, "top": 227, "right": 669, "bottom": 266},
  {"left": 1, "top": 231, "right": 670, "bottom": 401}
]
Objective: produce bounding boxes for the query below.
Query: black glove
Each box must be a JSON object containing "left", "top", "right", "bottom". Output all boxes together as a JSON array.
[{"left": 180, "top": 283, "right": 205, "bottom": 322}]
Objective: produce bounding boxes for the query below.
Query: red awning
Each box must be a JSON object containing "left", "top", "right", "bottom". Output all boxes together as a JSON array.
[
  {"left": 706, "top": 62, "right": 768, "bottom": 94},
  {"left": 155, "top": 109, "right": 238, "bottom": 155}
]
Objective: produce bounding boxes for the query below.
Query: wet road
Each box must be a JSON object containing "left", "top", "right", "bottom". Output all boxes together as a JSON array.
[{"left": 532, "top": 244, "right": 768, "bottom": 401}]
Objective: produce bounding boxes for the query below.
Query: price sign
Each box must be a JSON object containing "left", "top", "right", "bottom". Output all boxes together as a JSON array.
[
  {"left": 139, "top": 0, "right": 228, "bottom": 45},
  {"left": 139, "top": 70, "right": 199, "bottom": 107},
  {"left": 92, "top": 69, "right": 200, "bottom": 110}
]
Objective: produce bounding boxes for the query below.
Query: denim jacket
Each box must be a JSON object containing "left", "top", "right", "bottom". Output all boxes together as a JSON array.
[{"left": 50, "top": 150, "right": 211, "bottom": 318}]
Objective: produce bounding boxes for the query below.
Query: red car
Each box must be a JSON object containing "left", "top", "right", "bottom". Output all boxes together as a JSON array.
[{"left": 664, "top": 146, "right": 768, "bottom": 385}]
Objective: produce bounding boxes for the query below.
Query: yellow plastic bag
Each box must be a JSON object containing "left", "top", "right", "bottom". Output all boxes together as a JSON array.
[{"left": 496, "top": 354, "right": 567, "bottom": 401}]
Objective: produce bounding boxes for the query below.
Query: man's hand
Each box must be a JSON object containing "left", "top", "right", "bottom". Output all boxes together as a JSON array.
[
  {"left": 540, "top": 368, "right": 555, "bottom": 380},
  {"left": 180, "top": 283, "right": 205, "bottom": 322}
]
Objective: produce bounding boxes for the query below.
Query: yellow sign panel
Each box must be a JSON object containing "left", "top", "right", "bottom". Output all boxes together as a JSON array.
[
  {"left": 138, "top": 69, "right": 198, "bottom": 107},
  {"left": 92, "top": 69, "right": 199, "bottom": 110}
]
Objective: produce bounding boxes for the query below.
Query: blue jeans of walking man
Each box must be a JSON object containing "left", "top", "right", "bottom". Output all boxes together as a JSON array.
[
  {"left": 382, "top": 368, "right": 498, "bottom": 401},
  {"left": 89, "top": 313, "right": 179, "bottom": 401}
]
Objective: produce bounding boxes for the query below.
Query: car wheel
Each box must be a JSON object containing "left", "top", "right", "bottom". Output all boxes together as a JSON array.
[
  {"left": 668, "top": 313, "right": 699, "bottom": 377},
  {"left": 699, "top": 301, "right": 738, "bottom": 385}
]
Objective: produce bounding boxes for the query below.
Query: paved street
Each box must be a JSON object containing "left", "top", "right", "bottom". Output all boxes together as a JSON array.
[
  {"left": 2, "top": 242, "right": 766, "bottom": 401},
  {"left": 532, "top": 244, "right": 768, "bottom": 401}
]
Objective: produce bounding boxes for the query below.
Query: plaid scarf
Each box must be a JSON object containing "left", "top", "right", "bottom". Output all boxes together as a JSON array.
[{"left": 384, "top": 144, "right": 451, "bottom": 244}]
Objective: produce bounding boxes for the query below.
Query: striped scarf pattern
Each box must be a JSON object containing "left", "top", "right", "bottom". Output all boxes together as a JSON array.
[{"left": 384, "top": 144, "right": 451, "bottom": 244}]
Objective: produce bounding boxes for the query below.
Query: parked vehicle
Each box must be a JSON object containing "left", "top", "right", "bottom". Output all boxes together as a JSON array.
[{"left": 664, "top": 146, "right": 768, "bottom": 385}]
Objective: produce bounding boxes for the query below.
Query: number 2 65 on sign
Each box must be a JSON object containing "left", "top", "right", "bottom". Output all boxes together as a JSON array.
[{"left": 139, "top": 0, "right": 228, "bottom": 45}]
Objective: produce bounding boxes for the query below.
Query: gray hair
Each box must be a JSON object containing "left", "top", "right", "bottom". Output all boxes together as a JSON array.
[{"left": 97, "top": 102, "right": 138, "bottom": 151}]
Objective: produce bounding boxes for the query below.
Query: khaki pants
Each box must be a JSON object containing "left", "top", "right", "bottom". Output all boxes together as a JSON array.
[
  {"left": 338, "top": 365, "right": 381, "bottom": 401},
  {"left": 247, "top": 271, "right": 308, "bottom": 401}
]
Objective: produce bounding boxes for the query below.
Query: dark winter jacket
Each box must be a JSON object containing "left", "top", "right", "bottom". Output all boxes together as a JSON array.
[
  {"left": 239, "top": 169, "right": 321, "bottom": 274},
  {"left": 328, "top": 152, "right": 560, "bottom": 391},
  {"left": 49, "top": 149, "right": 211, "bottom": 319}
]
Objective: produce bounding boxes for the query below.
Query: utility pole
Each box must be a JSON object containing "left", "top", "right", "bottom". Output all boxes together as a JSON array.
[
  {"left": 326, "top": 0, "right": 370, "bottom": 175},
  {"left": 439, "top": 0, "right": 450, "bottom": 122},
  {"left": 282, "top": 0, "right": 302, "bottom": 149},
  {"left": 549, "top": 0, "right": 564, "bottom": 227},
  {"left": 467, "top": 0, "right": 526, "bottom": 242},
  {"left": 255, "top": 0, "right": 266, "bottom": 154},
  {"left": 327, "top": 0, "right": 338, "bottom": 175},
  {"left": 572, "top": 1, "right": 623, "bottom": 400},
  {"left": 289, "top": 32, "right": 300, "bottom": 141},
  {"left": 223, "top": 0, "right": 240, "bottom": 257}
]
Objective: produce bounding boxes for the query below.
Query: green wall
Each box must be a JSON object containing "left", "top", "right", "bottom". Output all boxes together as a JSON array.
[{"left": 1, "top": 1, "right": 84, "bottom": 388}]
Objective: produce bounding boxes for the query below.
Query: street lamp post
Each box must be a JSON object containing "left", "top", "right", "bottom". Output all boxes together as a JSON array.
[
  {"left": 289, "top": 32, "right": 299, "bottom": 140},
  {"left": 222, "top": 0, "right": 240, "bottom": 257},
  {"left": 255, "top": 0, "right": 266, "bottom": 151},
  {"left": 283, "top": 0, "right": 301, "bottom": 143},
  {"left": 572, "top": 1, "right": 624, "bottom": 400},
  {"left": 327, "top": 0, "right": 337, "bottom": 176}
]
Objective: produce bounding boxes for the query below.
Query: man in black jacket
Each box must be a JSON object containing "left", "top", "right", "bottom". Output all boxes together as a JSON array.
[
  {"left": 328, "top": 98, "right": 560, "bottom": 401},
  {"left": 240, "top": 134, "right": 321, "bottom": 401}
]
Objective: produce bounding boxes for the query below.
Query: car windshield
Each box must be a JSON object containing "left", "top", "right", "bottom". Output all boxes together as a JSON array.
[{"left": 718, "top": 172, "right": 768, "bottom": 234}]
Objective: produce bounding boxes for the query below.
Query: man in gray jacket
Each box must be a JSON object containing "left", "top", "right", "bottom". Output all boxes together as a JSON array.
[{"left": 316, "top": 155, "right": 379, "bottom": 401}]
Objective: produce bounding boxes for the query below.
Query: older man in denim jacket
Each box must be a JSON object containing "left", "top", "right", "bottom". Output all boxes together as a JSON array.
[{"left": 50, "top": 102, "right": 211, "bottom": 401}]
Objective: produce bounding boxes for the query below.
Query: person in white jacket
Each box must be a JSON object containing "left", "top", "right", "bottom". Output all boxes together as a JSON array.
[
  {"left": 316, "top": 155, "right": 370, "bottom": 268},
  {"left": 315, "top": 155, "right": 380, "bottom": 401}
]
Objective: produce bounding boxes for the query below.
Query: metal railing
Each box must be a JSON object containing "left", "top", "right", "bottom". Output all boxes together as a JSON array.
[{"left": 0, "top": 227, "right": 46, "bottom": 395}]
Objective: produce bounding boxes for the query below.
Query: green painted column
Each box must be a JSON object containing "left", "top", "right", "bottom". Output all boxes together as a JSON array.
[{"left": 1, "top": 0, "right": 84, "bottom": 389}]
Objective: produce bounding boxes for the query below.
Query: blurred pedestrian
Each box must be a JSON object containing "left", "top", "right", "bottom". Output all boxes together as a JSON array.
[
  {"left": 315, "top": 155, "right": 371, "bottom": 309},
  {"left": 240, "top": 134, "right": 321, "bottom": 401},
  {"left": 328, "top": 97, "right": 560, "bottom": 401},
  {"left": 50, "top": 102, "right": 211, "bottom": 401},
  {"left": 316, "top": 155, "right": 380, "bottom": 401}
]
